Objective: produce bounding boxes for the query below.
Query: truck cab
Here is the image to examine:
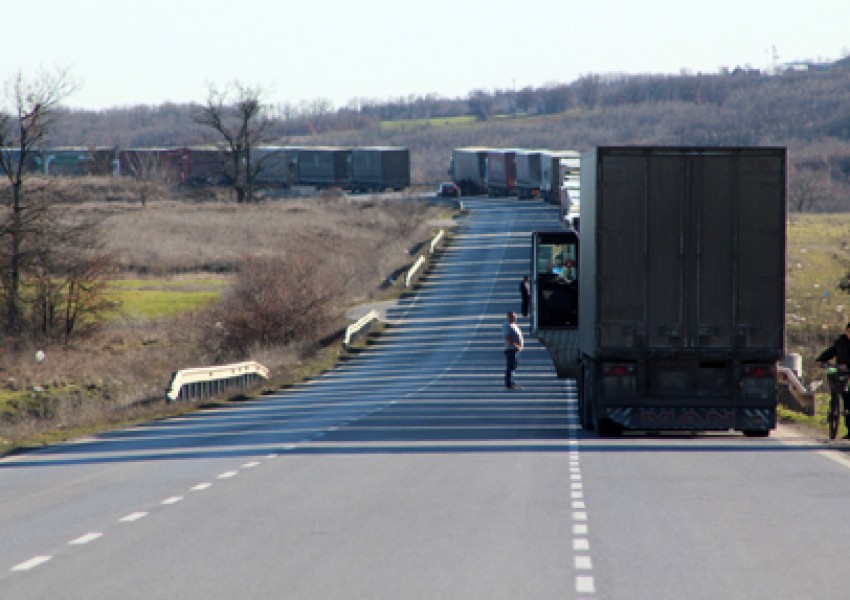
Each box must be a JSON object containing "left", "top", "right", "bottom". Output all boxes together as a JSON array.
[{"left": 531, "top": 230, "right": 580, "bottom": 379}]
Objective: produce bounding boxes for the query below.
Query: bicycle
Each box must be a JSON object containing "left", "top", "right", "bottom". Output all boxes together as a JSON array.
[{"left": 820, "top": 363, "right": 849, "bottom": 440}]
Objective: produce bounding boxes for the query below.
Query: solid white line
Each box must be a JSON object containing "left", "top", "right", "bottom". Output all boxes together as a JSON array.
[
  {"left": 11, "top": 555, "right": 51, "bottom": 571},
  {"left": 119, "top": 512, "right": 148, "bottom": 523},
  {"left": 69, "top": 533, "right": 102, "bottom": 545},
  {"left": 162, "top": 496, "right": 184, "bottom": 505}
]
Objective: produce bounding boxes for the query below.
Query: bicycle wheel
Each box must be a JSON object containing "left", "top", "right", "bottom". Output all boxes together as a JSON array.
[{"left": 829, "top": 392, "right": 841, "bottom": 440}]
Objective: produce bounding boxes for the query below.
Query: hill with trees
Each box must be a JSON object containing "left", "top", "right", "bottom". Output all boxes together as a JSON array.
[{"left": 48, "top": 56, "right": 850, "bottom": 211}]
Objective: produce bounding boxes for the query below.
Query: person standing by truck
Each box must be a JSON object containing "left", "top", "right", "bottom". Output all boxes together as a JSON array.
[
  {"left": 503, "top": 311, "right": 524, "bottom": 389},
  {"left": 520, "top": 275, "right": 531, "bottom": 317},
  {"left": 817, "top": 323, "right": 850, "bottom": 438}
]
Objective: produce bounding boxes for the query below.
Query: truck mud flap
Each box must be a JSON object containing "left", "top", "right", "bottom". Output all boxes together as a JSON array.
[{"left": 605, "top": 407, "right": 776, "bottom": 432}]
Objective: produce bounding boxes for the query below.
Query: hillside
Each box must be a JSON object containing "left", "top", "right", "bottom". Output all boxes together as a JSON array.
[{"left": 49, "top": 57, "right": 850, "bottom": 211}]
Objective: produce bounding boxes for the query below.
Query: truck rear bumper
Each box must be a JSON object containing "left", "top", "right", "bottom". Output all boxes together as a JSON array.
[{"left": 602, "top": 405, "right": 776, "bottom": 432}]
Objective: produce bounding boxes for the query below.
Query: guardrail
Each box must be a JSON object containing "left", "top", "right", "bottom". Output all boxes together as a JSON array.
[
  {"left": 343, "top": 309, "right": 380, "bottom": 350},
  {"left": 166, "top": 361, "right": 269, "bottom": 402},
  {"left": 404, "top": 229, "right": 445, "bottom": 287},
  {"left": 776, "top": 365, "right": 815, "bottom": 416}
]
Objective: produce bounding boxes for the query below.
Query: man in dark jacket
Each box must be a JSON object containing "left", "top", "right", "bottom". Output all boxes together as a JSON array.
[{"left": 817, "top": 323, "right": 850, "bottom": 438}]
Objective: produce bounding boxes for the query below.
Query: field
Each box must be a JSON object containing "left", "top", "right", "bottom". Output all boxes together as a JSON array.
[{"left": 0, "top": 183, "right": 451, "bottom": 452}]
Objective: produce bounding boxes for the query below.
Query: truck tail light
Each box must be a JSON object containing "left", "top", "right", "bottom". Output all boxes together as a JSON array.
[
  {"left": 741, "top": 364, "right": 777, "bottom": 399},
  {"left": 603, "top": 363, "right": 637, "bottom": 396}
]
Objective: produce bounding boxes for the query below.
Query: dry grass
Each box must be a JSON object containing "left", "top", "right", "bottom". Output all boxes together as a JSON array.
[{"left": 0, "top": 177, "right": 451, "bottom": 451}]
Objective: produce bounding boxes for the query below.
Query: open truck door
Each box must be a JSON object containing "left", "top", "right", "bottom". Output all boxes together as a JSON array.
[{"left": 531, "top": 230, "right": 580, "bottom": 379}]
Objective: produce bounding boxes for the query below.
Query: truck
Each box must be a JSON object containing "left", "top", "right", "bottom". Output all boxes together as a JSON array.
[
  {"left": 485, "top": 149, "right": 517, "bottom": 197},
  {"left": 515, "top": 149, "right": 545, "bottom": 199},
  {"left": 540, "top": 150, "right": 581, "bottom": 205},
  {"left": 533, "top": 146, "right": 787, "bottom": 436},
  {"left": 291, "top": 146, "right": 352, "bottom": 189},
  {"left": 450, "top": 147, "right": 490, "bottom": 196},
  {"left": 349, "top": 147, "right": 410, "bottom": 192}
]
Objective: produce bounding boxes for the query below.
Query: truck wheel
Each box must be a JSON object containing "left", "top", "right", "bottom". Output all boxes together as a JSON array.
[
  {"left": 596, "top": 418, "right": 623, "bottom": 438},
  {"left": 578, "top": 367, "right": 594, "bottom": 431},
  {"left": 742, "top": 429, "right": 771, "bottom": 438}
]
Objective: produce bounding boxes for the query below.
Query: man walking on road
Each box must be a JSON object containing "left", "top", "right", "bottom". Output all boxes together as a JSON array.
[{"left": 503, "top": 311, "right": 524, "bottom": 389}]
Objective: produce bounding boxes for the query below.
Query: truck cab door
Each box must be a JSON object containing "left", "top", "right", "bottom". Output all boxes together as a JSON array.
[{"left": 531, "top": 230, "right": 580, "bottom": 378}]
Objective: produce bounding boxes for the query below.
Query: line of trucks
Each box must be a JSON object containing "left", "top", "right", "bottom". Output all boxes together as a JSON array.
[
  {"left": 532, "top": 146, "right": 786, "bottom": 437},
  {"left": 449, "top": 147, "right": 581, "bottom": 207},
  {"left": 0, "top": 145, "right": 411, "bottom": 192}
]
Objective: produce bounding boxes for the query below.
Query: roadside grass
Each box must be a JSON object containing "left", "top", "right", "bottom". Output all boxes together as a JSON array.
[
  {"left": 781, "top": 212, "right": 850, "bottom": 435},
  {"left": 108, "top": 278, "right": 228, "bottom": 318},
  {"left": 380, "top": 115, "right": 477, "bottom": 132}
]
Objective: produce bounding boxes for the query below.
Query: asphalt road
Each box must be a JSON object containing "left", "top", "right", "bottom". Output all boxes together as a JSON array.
[{"left": 2, "top": 198, "right": 850, "bottom": 599}]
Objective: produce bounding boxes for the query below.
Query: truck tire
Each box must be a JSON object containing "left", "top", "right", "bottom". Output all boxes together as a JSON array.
[
  {"left": 578, "top": 366, "right": 594, "bottom": 431},
  {"left": 742, "top": 429, "right": 771, "bottom": 438}
]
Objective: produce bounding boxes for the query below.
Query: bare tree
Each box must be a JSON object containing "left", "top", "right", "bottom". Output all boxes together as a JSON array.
[
  {"left": 192, "top": 82, "right": 275, "bottom": 203},
  {"left": 0, "top": 68, "right": 76, "bottom": 335}
]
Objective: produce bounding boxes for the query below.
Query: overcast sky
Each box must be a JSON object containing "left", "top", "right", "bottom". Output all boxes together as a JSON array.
[{"left": 4, "top": 0, "right": 849, "bottom": 111}]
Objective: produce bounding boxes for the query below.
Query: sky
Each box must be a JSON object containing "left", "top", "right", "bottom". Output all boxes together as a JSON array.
[{"left": 4, "top": 0, "right": 849, "bottom": 112}]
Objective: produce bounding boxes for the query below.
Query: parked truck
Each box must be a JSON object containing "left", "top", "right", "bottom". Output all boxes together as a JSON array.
[
  {"left": 450, "top": 147, "right": 490, "bottom": 196},
  {"left": 515, "top": 149, "right": 545, "bottom": 199},
  {"left": 485, "top": 149, "right": 517, "bottom": 197},
  {"left": 349, "top": 146, "right": 410, "bottom": 192},
  {"left": 533, "top": 146, "right": 787, "bottom": 436}
]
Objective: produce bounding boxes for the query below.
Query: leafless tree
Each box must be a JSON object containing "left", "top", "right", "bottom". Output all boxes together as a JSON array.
[
  {"left": 192, "top": 82, "right": 276, "bottom": 203},
  {"left": 0, "top": 68, "right": 76, "bottom": 335}
]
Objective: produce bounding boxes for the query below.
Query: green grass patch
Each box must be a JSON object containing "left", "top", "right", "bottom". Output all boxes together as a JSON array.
[
  {"left": 379, "top": 115, "right": 477, "bottom": 132},
  {"left": 108, "top": 278, "right": 227, "bottom": 318}
]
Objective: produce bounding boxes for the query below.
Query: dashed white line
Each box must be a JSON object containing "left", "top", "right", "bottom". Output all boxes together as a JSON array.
[
  {"left": 575, "top": 555, "right": 593, "bottom": 570},
  {"left": 69, "top": 533, "right": 102, "bottom": 545},
  {"left": 119, "top": 512, "right": 148, "bottom": 523},
  {"left": 162, "top": 496, "right": 184, "bottom": 505},
  {"left": 192, "top": 482, "right": 212, "bottom": 491},
  {"left": 577, "top": 575, "right": 596, "bottom": 594},
  {"left": 217, "top": 471, "right": 238, "bottom": 479},
  {"left": 242, "top": 461, "right": 260, "bottom": 469},
  {"left": 573, "top": 538, "right": 590, "bottom": 551},
  {"left": 11, "top": 555, "right": 51, "bottom": 571}
]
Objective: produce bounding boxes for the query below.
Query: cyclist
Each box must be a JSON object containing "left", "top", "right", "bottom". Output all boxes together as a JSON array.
[{"left": 817, "top": 322, "right": 850, "bottom": 438}]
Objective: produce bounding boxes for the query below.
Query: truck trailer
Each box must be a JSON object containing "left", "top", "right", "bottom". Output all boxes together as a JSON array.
[
  {"left": 577, "top": 146, "right": 786, "bottom": 436},
  {"left": 450, "top": 147, "right": 490, "bottom": 196},
  {"left": 485, "top": 149, "right": 517, "bottom": 197},
  {"left": 532, "top": 146, "right": 787, "bottom": 437},
  {"left": 515, "top": 149, "right": 545, "bottom": 199},
  {"left": 349, "top": 147, "right": 410, "bottom": 192}
]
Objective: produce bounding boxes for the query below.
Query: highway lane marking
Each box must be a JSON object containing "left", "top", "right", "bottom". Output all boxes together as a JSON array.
[
  {"left": 242, "top": 461, "right": 260, "bottom": 469},
  {"left": 192, "top": 482, "right": 212, "bottom": 491},
  {"left": 217, "top": 471, "right": 238, "bottom": 479},
  {"left": 568, "top": 401, "right": 596, "bottom": 597},
  {"left": 119, "top": 512, "right": 148, "bottom": 523},
  {"left": 576, "top": 575, "right": 596, "bottom": 594},
  {"left": 11, "top": 555, "right": 51, "bottom": 571},
  {"left": 69, "top": 533, "right": 102, "bottom": 545},
  {"left": 162, "top": 496, "right": 184, "bottom": 505}
]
